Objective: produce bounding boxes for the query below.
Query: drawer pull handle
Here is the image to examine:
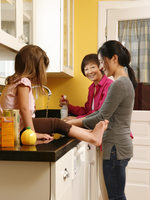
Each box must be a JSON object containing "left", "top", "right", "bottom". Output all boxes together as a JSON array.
[
  {"left": 87, "top": 144, "right": 91, "bottom": 150},
  {"left": 63, "top": 168, "right": 69, "bottom": 180}
]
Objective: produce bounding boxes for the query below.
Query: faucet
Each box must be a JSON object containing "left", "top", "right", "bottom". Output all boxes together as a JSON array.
[
  {"left": 32, "top": 85, "right": 52, "bottom": 118},
  {"left": 42, "top": 85, "right": 52, "bottom": 96},
  {"left": 32, "top": 85, "right": 52, "bottom": 96}
]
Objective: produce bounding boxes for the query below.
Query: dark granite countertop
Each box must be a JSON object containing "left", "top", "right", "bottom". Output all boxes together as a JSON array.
[{"left": 0, "top": 137, "right": 80, "bottom": 162}]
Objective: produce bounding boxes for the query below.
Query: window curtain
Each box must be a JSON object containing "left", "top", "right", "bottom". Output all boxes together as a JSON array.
[{"left": 118, "top": 19, "right": 150, "bottom": 83}]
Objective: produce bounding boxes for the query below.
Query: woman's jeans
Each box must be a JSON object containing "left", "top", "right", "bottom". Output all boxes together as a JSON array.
[{"left": 103, "top": 146, "right": 129, "bottom": 200}]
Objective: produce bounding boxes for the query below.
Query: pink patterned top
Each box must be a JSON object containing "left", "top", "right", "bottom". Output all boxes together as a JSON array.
[
  {"left": 0, "top": 77, "right": 35, "bottom": 131},
  {"left": 68, "top": 75, "right": 113, "bottom": 118}
]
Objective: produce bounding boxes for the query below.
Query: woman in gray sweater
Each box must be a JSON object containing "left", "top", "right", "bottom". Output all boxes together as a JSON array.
[{"left": 67, "top": 40, "right": 137, "bottom": 200}]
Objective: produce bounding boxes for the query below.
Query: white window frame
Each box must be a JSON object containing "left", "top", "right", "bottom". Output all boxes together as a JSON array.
[{"left": 98, "top": 0, "right": 150, "bottom": 47}]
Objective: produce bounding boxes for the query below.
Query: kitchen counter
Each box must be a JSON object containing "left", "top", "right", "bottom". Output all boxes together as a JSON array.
[
  {"left": 0, "top": 136, "right": 80, "bottom": 162},
  {"left": 0, "top": 136, "right": 81, "bottom": 200}
]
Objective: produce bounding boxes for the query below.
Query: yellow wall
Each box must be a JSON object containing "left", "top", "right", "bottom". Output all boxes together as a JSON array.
[{"left": 38, "top": 0, "right": 99, "bottom": 109}]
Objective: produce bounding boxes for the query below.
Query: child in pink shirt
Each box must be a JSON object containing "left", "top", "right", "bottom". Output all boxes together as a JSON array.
[{"left": 0, "top": 77, "right": 35, "bottom": 132}]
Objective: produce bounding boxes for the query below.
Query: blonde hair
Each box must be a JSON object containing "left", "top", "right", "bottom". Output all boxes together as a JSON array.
[{"left": 6, "top": 45, "right": 49, "bottom": 89}]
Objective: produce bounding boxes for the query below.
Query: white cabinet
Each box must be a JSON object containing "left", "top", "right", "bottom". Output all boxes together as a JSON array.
[
  {"left": 0, "top": 45, "right": 16, "bottom": 84},
  {"left": 51, "top": 142, "right": 100, "bottom": 200},
  {"left": 33, "top": 0, "right": 74, "bottom": 77},
  {"left": 0, "top": 0, "right": 33, "bottom": 81},
  {"left": 126, "top": 111, "right": 150, "bottom": 200},
  {"left": 51, "top": 142, "right": 88, "bottom": 200},
  {"left": 0, "top": 0, "right": 33, "bottom": 51},
  {"left": 51, "top": 148, "right": 74, "bottom": 200},
  {"left": 0, "top": 142, "right": 99, "bottom": 200},
  {"left": 0, "top": 161, "right": 51, "bottom": 200}
]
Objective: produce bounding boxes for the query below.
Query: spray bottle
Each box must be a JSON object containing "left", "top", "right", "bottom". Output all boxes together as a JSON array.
[{"left": 60, "top": 95, "right": 68, "bottom": 119}]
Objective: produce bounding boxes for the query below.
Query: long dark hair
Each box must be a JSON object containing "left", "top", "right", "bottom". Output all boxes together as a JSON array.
[
  {"left": 98, "top": 40, "right": 137, "bottom": 89},
  {"left": 6, "top": 45, "right": 49, "bottom": 89}
]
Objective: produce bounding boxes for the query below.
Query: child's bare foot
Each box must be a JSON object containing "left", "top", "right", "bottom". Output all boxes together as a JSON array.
[{"left": 91, "top": 120, "right": 109, "bottom": 146}]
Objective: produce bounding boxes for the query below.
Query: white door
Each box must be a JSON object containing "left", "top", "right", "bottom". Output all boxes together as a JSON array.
[{"left": 98, "top": 1, "right": 150, "bottom": 200}]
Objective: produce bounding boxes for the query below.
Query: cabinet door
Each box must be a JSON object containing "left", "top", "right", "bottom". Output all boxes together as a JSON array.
[
  {"left": 0, "top": 45, "right": 16, "bottom": 81},
  {"left": 1, "top": 0, "right": 16, "bottom": 38},
  {"left": 33, "top": 0, "right": 74, "bottom": 77},
  {"left": 0, "top": 0, "right": 32, "bottom": 51},
  {"left": 33, "top": 0, "right": 61, "bottom": 73},
  {"left": 51, "top": 149, "right": 74, "bottom": 200},
  {"left": 51, "top": 142, "right": 88, "bottom": 200},
  {"left": 61, "top": 0, "right": 74, "bottom": 77},
  {"left": 23, "top": 0, "right": 33, "bottom": 44}
]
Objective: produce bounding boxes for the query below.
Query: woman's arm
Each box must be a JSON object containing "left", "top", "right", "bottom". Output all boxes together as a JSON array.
[{"left": 83, "top": 81, "right": 125, "bottom": 129}]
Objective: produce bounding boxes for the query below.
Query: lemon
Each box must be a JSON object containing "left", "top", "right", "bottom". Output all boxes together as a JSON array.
[{"left": 21, "top": 128, "right": 37, "bottom": 145}]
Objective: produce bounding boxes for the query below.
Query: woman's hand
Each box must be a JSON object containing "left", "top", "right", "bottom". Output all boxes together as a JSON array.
[
  {"left": 36, "top": 133, "right": 54, "bottom": 141},
  {"left": 59, "top": 95, "right": 69, "bottom": 107},
  {"left": 62, "top": 116, "right": 77, "bottom": 122},
  {"left": 66, "top": 117, "right": 85, "bottom": 127}
]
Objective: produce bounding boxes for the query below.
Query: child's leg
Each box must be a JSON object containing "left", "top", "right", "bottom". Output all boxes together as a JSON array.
[
  {"left": 68, "top": 120, "right": 108, "bottom": 146},
  {"left": 33, "top": 118, "right": 108, "bottom": 146},
  {"left": 32, "top": 118, "right": 72, "bottom": 136}
]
